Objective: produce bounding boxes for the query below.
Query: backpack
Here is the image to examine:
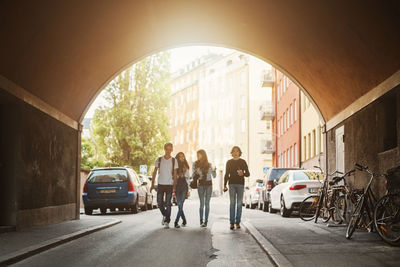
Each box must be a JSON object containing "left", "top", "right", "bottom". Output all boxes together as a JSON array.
[{"left": 157, "top": 156, "right": 175, "bottom": 179}]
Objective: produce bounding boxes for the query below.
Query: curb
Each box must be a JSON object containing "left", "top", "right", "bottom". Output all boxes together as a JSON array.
[
  {"left": 243, "top": 221, "right": 293, "bottom": 267},
  {"left": 0, "top": 218, "right": 121, "bottom": 266}
]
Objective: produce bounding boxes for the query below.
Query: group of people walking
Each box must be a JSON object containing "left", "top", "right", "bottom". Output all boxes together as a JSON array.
[{"left": 150, "top": 142, "right": 250, "bottom": 230}]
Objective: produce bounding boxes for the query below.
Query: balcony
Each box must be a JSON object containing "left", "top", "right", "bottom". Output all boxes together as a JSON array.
[
  {"left": 261, "top": 71, "right": 275, "bottom": 87},
  {"left": 259, "top": 103, "right": 275, "bottom": 120},
  {"left": 261, "top": 140, "right": 275, "bottom": 154}
]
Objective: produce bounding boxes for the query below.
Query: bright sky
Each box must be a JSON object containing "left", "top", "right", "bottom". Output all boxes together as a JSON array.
[{"left": 84, "top": 46, "right": 234, "bottom": 118}]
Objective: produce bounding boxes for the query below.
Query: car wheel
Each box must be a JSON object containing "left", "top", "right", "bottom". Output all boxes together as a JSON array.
[
  {"left": 110, "top": 208, "right": 116, "bottom": 212},
  {"left": 100, "top": 208, "right": 107, "bottom": 215},
  {"left": 131, "top": 200, "right": 139, "bottom": 214},
  {"left": 147, "top": 195, "right": 153, "bottom": 210},
  {"left": 250, "top": 198, "right": 256, "bottom": 209},
  {"left": 84, "top": 207, "right": 93, "bottom": 215},
  {"left": 268, "top": 202, "right": 277, "bottom": 214},
  {"left": 142, "top": 194, "right": 148, "bottom": 211},
  {"left": 258, "top": 201, "right": 263, "bottom": 210},
  {"left": 280, "top": 196, "right": 292, "bottom": 217},
  {"left": 263, "top": 201, "right": 269, "bottom": 212}
]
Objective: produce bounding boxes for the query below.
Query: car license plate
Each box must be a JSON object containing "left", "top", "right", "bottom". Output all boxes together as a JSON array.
[
  {"left": 309, "top": 188, "right": 318, "bottom": 194},
  {"left": 100, "top": 189, "right": 116, "bottom": 194}
]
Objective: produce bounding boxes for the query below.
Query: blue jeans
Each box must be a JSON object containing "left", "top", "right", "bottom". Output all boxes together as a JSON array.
[
  {"left": 175, "top": 186, "right": 188, "bottom": 223},
  {"left": 157, "top": 185, "right": 173, "bottom": 223},
  {"left": 229, "top": 184, "right": 244, "bottom": 224},
  {"left": 198, "top": 185, "right": 212, "bottom": 222}
]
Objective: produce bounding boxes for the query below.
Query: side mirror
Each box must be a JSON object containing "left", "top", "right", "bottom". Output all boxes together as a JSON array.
[
  {"left": 245, "top": 186, "right": 250, "bottom": 190},
  {"left": 274, "top": 180, "right": 279, "bottom": 185}
]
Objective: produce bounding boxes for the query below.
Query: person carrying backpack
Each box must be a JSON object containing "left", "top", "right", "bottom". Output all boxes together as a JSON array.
[{"left": 151, "top": 143, "right": 178, "bottom": 228}]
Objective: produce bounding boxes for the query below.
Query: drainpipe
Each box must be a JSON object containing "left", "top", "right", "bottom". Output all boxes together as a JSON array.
[{"left": 76, "top": 124, "right": 83, "bottom": 220}]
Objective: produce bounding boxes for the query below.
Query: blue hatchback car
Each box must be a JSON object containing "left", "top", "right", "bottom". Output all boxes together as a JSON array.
[{"left": 82, "top": 167, "right": 148, "bottom": 215}]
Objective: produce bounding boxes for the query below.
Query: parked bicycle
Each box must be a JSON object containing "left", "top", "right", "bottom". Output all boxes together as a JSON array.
[
  {"left": 298, "top": 167, "right": 342, "bottom": 222},
  {"left": 373, "top": 166, "right": 400, "bottom": 246},
  {"left": 346, "top": 163, "right": 380, "bottom": 239}
]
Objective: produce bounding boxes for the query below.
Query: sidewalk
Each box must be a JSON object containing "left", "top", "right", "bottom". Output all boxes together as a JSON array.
[
  {"left": 247, "top": 214, "right": 400, "bottom": 267},
  {"left": 0, "top": 215, "right": 121, "bottom": 266}
]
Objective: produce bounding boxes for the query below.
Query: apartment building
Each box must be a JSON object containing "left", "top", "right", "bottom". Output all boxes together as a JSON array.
[
  {"left": 274, "top": 70, "right": 301, "bottom": 168},
  {"left": 169, "top": 57, "right": 209, "bottom": 167},
  {"left": 198, "top": 52, "right": 273, "bottom": 193},
  {"left": 300, "top": 91, "right": 325, "bottom": 169}
]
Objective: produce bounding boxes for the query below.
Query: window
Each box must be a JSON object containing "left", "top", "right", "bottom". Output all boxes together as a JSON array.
[
  {"left": 283, "top": 151, "right": 286, "bottom": 167},
  {"left": 192, "top": 111, "right": 195, "bottom": 121},
  {"left": 192, "top": 129, "right": 196, "bottom": 141},
  {"left": 312, "top": 129, "right": 316, "bottom": 157},
  {"left": 240, "top": 95, "right": 246, "bottom": 109},
  {"left": 308, "top": 133, "right": 311, "bottom": 159},
  {"left": 283, "top": 113, "right": 286, "bottom": 132},
  {"left": 286, "top": 109, "right": 289, "bottom": 129},
  {"left": 290, "top": 104, "right": 293, "bottom": 125},
  {"left": 186, "top": 132, "right": 190, "bottom": 142},
  {"left": 277, "top": 119, "right": 280, "bottom": 135},
  {"left": 174, "top": 136, "right": 178, "bottom": 145},
  {"left": 294, "top": 100, "right": 297, "bottom": 121},
  {"left": 290, "top": 146, "right": 293, "bottom": 167},
  {"left": 241, "top": 120, "right": 246, "bottom": 133},
  {"left": 303, "top": 136, "right": 307, "bottom": 160},
  {"left": 294, "top": 143, "right": 297, "bottom": 166}
]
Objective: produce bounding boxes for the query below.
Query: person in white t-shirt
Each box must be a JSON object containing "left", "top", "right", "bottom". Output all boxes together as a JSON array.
[{"left": 150, "top": 143, "right": 178, "bottom": 228}]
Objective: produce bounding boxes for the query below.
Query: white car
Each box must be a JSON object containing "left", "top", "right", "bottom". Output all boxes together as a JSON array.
[{"left": 269, "top": 170, "right": 323, "bottom": 217}]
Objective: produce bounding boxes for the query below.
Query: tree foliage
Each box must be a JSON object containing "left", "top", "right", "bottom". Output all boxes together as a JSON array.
[{"left": 89, "top": 52, "right": 171, "bottom": 170}]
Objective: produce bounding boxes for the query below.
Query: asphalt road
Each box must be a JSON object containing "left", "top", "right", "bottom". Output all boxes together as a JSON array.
[{"left": 12, "top": 196, "right": 273, "bottom": 267}]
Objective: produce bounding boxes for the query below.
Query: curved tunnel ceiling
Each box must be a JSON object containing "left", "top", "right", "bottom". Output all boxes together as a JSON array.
[{"left": 0, "top": 0, "right": 399, "bottom": 123}]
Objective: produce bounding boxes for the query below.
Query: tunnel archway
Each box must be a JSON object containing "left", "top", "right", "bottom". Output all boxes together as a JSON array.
[{"left": 1, "top": 0, "right": 400, "bottom": 229}]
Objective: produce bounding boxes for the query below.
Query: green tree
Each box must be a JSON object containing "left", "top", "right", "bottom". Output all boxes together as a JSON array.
[
  {"left": 90, "top": 51, "right": 171, "bottom": 170},
  {"left": 81, "top": 137, "right": 103, "bottom": 169}
]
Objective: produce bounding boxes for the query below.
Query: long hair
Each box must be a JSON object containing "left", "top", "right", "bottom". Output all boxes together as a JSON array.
[
  {"left": 195, "top": 149, "right": 210, "bottom": 175},
  {"left": 175, "top": 152, "right": 189, "bottom": 176}
]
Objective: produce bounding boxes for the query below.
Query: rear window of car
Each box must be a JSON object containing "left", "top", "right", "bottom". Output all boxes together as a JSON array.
[
  {"left": 268, "top": 169, "right": 288, "bottom": 181},
  {"left": 292, "top": 171, "right": 323, "bottom": 181},
  {"left": 87, "top": 169, "right": 129, "bottom": 184}
]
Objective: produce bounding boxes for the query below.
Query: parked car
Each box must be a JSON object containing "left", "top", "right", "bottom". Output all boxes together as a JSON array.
[
  {"left": 138, "top": 174, "right": 156, "bottom": 209},
  {"left": 261, "top": 167, "right": 299, "bottom": 212},
  {"left": 82, "top": 167, "right": 149, "bottom": 215},
  {"left": 269, "top": 170, "right": 323, "bottom": 217},
  {"left": 244, "top": 179, "right": 264, "bottom": 209}
]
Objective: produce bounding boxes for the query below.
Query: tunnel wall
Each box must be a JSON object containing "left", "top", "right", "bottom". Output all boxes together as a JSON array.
[
  {"left": 327, "top": 85, "right": 400, "bottom": 198},
  {"left": 0, "top": 88, "right": 79, "bottom": 229}
]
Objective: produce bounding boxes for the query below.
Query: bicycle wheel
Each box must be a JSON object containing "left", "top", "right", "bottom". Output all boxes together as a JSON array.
[
  {"left": 320, "top": 195, "right": 332, "bottom": 223},
  {"left": 346, "top": 196, "right": 365, "bottom": 239},
  {"left": 314, "top": 191, "right": 325, "bottom": 223},
  {"left": 374, "top": 194, "right": 400, "bottom": 246},
  {"left": 299, "top": 195, "right": 319, "bottom": 221},
  {"left": 333, "top": 195, "right": 346, "bottom": 224}
]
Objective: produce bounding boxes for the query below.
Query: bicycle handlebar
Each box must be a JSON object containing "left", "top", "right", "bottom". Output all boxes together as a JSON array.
[{"left": 355, "top": 163, "right": 368, "bottom": 171}]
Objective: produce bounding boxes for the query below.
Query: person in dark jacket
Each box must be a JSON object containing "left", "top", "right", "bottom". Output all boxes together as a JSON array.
[
  {"left": 224, "top": 146, "right": 250, "bottom": 230},
  {"left": 174, "top": 152, "right": 190, "bottom": 228}
]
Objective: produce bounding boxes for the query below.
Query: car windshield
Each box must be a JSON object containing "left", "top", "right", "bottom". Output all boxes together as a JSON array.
[
  {"left": 268, "top": 169, "right": 288, "bottom": 181},
  {"left": 87, "top": 169, "right": 129, "bottom": 183}
]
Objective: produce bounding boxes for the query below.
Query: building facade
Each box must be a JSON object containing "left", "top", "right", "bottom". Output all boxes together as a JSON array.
[
  {"left": 169, "top": 58, "right": 207, "bottom": 167},
  {"left": 300, "top": 92, "right": 325, "bottom": 170},
  {"left": 169, "top": 52, "right": 273, "bottom": 194},
  {"left": 198, "top": 52, "right": 273, "bottom": 193},
  {"left": 274, "top": 70, "right": 301, "bottom": 168}
]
